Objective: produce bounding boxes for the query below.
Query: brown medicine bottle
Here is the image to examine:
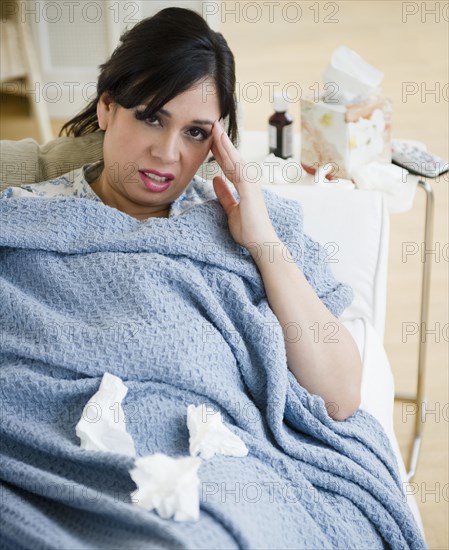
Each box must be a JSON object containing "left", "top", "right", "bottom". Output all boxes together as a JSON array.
[{"left": 269, "top": 92, "right": 294, "bottom": 159}]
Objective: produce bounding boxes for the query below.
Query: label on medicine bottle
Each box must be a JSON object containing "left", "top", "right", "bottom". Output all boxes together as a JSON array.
[
  {"left": 269, "top": 123, "right": 293, "bottom": 159},
  {"left": 282, "top": 125, "right": 293, "bottom": 159},
  {"left": 269, "top": 125, "right": 277, "bottom": 150}
]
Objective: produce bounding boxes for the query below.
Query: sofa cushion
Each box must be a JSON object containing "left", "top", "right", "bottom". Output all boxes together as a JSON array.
[{"left": 0, "top": 133, "right": 104, "bottom": 192}]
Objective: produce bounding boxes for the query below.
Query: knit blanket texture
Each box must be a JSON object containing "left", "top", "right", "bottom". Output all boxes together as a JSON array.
[{"left": 0, "top": 191, "right": 425, "bottom": 549}]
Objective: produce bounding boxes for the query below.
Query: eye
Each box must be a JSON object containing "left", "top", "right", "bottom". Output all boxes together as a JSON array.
[
  {"left": 145, "top": 115, "right": 160, "bottom": 125},
  {"left": 134, "top": 109, "right": 160, "bottom": 126},
  {"left": 188, "top": 127, "right": 210, "bottom": 142}
]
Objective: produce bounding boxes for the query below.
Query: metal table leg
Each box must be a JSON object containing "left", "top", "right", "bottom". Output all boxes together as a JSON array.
[{"left": 395, "top": 179, "right": 434, "bottom": 481}]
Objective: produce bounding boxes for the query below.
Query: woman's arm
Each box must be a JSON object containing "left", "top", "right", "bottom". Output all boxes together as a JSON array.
[
  {"left": 210, "top": 120, "right": 362, "bottom": 421},
  {"left": 249, "top": 238, "right": 362, "bottom": 421}
]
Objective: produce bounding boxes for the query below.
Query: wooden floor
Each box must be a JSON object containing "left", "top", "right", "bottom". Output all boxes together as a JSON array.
[{"left": 1, "top": 1, "right": 447, "bottom": 547}]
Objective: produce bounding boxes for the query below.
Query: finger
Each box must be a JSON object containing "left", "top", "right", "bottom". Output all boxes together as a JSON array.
[
  {"left": 211, "top": 127, "right": 234, "bottom": 184},
  {"left": 210, "top": 122, "right": 225, "bottom": 162},
  {"left": 213, "top": 122, "right": 235, "bottom": 164},
  {"left": 213, "top": 176, "right": 238, "bottom": 215},
  {"left": 212, "top": 122, "right": 243, "bottom": 186},
  {"left": 211, "top": 121, "right": 230, "bottom": 159},
  {"left": 210, "top": 129, "right": 225, "bottom": 166}
]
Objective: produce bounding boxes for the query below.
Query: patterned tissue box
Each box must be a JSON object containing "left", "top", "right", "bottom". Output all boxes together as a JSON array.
[{"left": 300, "top": 95, "right": 392, "bottom": 180}]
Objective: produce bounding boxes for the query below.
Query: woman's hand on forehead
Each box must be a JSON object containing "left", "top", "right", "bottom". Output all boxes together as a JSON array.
[{"left": 210, "top": 119, "right": 279, "bottom": 253}]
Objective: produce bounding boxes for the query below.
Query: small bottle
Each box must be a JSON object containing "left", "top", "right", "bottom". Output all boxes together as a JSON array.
[{"left": 269, "top": 92, "right": 294, "bottom": 159}]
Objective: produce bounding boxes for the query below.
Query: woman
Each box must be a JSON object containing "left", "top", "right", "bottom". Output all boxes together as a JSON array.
[
  {"left": 0, "top": 8, "right": 425, "bottom": 550},
  {"left": 3, "top": 7, "right": 361, "bottom": 420},
  {"left": 69, "top": 6, "right": 361, "bottom": 420}
]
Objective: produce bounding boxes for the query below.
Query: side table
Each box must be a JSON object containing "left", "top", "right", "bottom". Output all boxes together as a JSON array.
[{"left": 394, "top": 177, "right": 434, "bottom": 481}]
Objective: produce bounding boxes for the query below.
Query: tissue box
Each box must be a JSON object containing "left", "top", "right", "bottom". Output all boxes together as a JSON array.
[{"left": 300, "top": 95, "right": 392, "bottom": 179}]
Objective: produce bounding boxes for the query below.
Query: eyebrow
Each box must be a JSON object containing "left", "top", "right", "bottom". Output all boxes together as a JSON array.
[{"left": 158, "top": 107, "right": 214, "bottom": 126}]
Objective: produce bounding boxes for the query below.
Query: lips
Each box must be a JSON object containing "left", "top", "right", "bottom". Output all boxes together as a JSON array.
[
  {"left": 141, "top": 169, "right": 175, "bottom": 181},
  {"left": 138, "top": 170, "right": 173, "bottom": 193}
]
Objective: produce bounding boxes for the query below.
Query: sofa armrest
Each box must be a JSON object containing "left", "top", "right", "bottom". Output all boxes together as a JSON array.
[
  {"left": 0, "top": 137, "right": 40, "bottom": 190},
  {"left": 264, "top": 185, "right": 390, "bottom": 342}
]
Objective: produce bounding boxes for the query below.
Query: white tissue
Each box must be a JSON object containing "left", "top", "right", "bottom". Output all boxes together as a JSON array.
[
  {"left": 351, "top": 161, "right": 419, "bottom": 213},
  {"left": 75, "top": 372, "right": 136, "bottom": 457},
  {"left": 187, "top": 404, "right": 249, "bottom": 460},
  {"left": 129, "top": 453, "right": 202, "bottom": 522},
  {"left": 314, "top": 164, "right": 355, "bottom": 189},
  {"left": 323, "top": 46, "right": 384, "bottom": 104}
]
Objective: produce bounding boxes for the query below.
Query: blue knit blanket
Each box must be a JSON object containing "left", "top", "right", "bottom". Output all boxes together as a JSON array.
[{"left": 0, "top": 191, "right": 425, "bottom": 549}]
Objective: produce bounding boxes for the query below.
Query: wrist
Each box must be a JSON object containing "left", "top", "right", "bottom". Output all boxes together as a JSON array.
[{"left": 245, "top": 235, "right": 285, "bottom": 267}]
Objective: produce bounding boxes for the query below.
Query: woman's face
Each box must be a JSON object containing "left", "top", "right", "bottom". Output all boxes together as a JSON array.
[{"left": 93, "top": 78, "right": 221, "bottom": 219}]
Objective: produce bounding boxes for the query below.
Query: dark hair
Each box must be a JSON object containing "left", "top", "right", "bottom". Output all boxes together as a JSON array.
[{"left": 59, "top": 7, "right": 238, "bottom": 147}]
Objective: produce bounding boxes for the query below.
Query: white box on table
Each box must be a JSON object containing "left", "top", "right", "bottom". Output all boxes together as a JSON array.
[{"left": 300, "top": 96, "right": 393, "bottom": 179}]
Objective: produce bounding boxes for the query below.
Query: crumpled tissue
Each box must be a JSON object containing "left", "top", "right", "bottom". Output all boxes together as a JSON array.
[
  {"left": 323, "top": 45, "right": 384, "bottom": 104},
  {"left": 187, "top": 404, "right": 249, "bottom": 460},
  {"left": 75, "top": 377, "right": 249, "bottom": 523},
  {"left": 314, "top": 164, "right": 355, "bottom": 189},
  {"left": 351, "top": 161, "right": 419, "bottom": 213},
  {"left": 129, "top": 453, "right": 202, "bottom": 522},
  {"left": 75, "top": 372, "right": 136, "bottom": 457}
]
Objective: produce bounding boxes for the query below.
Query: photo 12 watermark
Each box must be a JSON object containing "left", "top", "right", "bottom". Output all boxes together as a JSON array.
[
  {"left": 201, "top": 479, "right": 340, "bottom": 505},
  {"left": 402, "top": 81, "right": 449, "bottom": 103},
  {"left": 403, "top": 481, "right": 449, "bottom": 503},
  {"left": 1, "top": 1, "right": 141, "bottom": 24},
  {"left": 202, "top": 319, "right": 341, "bottom": 346},
  {"left": 201, "top": 79, "right": 341, "bottom": 105},
  {"left": 202, "top": 1, "right": 340, "bottom": 24},
  {"left": 402, "top": 321, "right": 449, "bottom": 343},
  {"left": 402, "top": 401, "right": 449, "bottom": 424},
  {"left": 1, "top": 317, "right": 143, "bottom": 347},
  {"left": 0, "top": 81, "right": 97, "bottom": 104},
  {"left": 402, "top": 2, "right": 449, "bottom": 23},
  {"left": 0, "top": 398, "right": 140, "bottom": 425},
  {"left": 197, "top": 237, "right": 341, "bottom": 266},
  {"left": 0, "top": 480, "right": 135, "bottom": 506},
  {"left": 402, "top": 241, "right": 449, "bottom": 263}
]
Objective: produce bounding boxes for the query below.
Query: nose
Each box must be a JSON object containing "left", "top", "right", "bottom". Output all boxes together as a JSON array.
[{"left": 150, "top": 131, "right": 180, "bottom": 164}]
